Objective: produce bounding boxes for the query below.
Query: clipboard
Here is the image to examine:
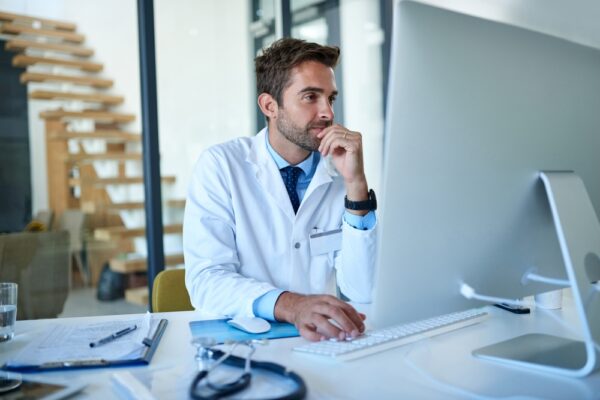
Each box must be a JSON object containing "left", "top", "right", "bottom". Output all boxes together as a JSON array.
[{"left": 3, "top": 318, "right": 168, "bottom": 373}]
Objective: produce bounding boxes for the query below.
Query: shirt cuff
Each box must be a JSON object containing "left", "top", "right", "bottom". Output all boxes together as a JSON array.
[
  {"left": 343, "top": 210, "right": 376, "bottom": 230},
  {"left": 252, "top": 289, "right": 285, "bottom": 321}
]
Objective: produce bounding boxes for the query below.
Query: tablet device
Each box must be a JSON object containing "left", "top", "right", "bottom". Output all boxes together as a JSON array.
[{"left": 0, "top": 372, "right": 86, "bottom": 400}]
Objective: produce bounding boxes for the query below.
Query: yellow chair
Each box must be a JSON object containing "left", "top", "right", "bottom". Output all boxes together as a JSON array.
[{"left": 152, "top": 269, "right": 194, "bottom": 312}]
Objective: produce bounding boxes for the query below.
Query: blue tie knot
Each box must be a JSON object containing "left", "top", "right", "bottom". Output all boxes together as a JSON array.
[{"left": 281, "top": 166, "right": 302, "bottom": 213}]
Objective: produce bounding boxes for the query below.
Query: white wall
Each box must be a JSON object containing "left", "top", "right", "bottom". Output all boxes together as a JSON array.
[
  {"left": 340, "top": 0, "right": 385, "bottom": 192},
  {"left": 155, "top": 0, "right": 254, "bottom": 200}
]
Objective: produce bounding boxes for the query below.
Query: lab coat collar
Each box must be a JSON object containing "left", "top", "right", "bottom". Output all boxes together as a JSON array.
[{"left": 246, "top": 128, "right": 336, "bottom": 220}]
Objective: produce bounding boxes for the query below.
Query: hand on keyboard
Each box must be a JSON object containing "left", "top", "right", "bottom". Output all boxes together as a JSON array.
[{"left": 274, "top": 292, "right": 366, "bottom": 342}]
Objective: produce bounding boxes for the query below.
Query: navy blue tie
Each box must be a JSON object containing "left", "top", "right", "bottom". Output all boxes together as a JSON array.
[{"left": 281, "top": 166, "right": 302, "bottom": 213}]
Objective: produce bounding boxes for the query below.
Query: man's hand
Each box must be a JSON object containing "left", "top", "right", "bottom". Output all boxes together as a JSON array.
[
  {"left": 317, "top": 124, "right": 369, "bottom": 215},
  {"left": 274, "top": 292, "right": 366, "bottom": 342}
]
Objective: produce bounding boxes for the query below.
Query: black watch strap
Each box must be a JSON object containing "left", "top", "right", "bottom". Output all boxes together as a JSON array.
[{"left": 345, "top": 189, "right": 377, "bottom": 211}]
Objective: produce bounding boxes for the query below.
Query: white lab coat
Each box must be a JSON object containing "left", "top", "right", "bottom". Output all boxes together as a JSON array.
[{"left": 183, "top": 128, "right": 377, "bottom": 317}]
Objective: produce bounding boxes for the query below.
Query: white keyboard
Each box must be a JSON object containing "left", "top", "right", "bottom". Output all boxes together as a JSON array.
[{"left": 293, "top": 308, "right": 488, "bottom": 361}]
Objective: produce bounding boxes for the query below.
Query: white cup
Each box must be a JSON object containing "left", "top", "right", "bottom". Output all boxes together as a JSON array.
[
  {"left": 0, "top": 283, "right": 18, "bottom": 342},
  {"left": 535, "top": 289, "right": 562, "bottom": 310}
]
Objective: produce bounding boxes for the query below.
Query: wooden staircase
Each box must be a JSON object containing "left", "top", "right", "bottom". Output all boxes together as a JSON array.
[{"left": 1, "top": 11, "right": 184, "bottom": 305}]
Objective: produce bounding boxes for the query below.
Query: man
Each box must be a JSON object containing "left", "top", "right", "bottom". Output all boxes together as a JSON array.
[{"left": 184, "top": 38, "right": 377, "bottom": 342}]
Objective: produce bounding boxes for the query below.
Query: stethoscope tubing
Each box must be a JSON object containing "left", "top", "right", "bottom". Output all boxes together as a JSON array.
[{"left": 190, "top": 349, "right": 306, "bottom": 400}]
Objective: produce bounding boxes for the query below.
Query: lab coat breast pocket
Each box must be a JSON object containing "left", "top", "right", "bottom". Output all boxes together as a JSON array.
[{"left": 309, "top": 228, "right": 342, "bottom": 266}]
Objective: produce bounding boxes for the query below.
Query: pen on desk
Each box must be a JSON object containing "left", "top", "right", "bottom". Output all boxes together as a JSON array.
[{"left": 89, "top": 325, "right": 137, "bottom": 348}]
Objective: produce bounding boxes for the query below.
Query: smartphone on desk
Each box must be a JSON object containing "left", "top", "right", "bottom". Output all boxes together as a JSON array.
[{"left": 0, "top": 373, "right": 85, "bottom": 400}]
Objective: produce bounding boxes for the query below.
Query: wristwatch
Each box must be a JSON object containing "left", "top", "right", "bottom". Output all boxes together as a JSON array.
[{"left": 344, "top": 189, "right": 377, "bottom": 211}]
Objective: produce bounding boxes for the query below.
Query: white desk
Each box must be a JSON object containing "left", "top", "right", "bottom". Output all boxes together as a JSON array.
[{"left": 2, "top": 295, "right": 600, "bottom": 399}]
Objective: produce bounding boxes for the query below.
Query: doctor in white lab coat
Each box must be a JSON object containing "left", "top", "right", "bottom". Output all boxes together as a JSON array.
[{"left": 184, "top": 38, "right": 377, "bottom": 341}]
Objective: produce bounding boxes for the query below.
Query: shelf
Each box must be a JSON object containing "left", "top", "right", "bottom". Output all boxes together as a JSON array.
[
  {"left": 65, "top": 152, "right": 142, "bottom": 163},
  {"left": 30, "top": 90, "right": 123, "bottom": 105},
  {"left": 6, "top": 39, "right": 93, "bottom": 57},
  {"left": 81, "top": 199, "right": 185, "bottom": 213},
  {"left": 22, "top": 72, "right": 113, "bottom": 88},
  {"left": 0, "top": 11, "right": 77, "bottom": 31},
  {"left": 125, "top": 287, "right": 148, "bottom": 306},
  {"left": 40, "top": 109, "right": 135, "bottom": 123},
  {"left": 0, "top": 23, "right": 84, "bottom": 43},
  {"left": 111, "top": 254, "right": 184, "bottom": 273},
  {"left": 68, "top": 176, "right": 176, "bottom": 187},
  {"left": 94, "top": 224, "right": 183, "bottom": 241},
  {"left": 48, "top": 130, "right": 140, "bottom": 142},
  {"left": 12, "top": 54, "right": 102, "bottom": 72}
]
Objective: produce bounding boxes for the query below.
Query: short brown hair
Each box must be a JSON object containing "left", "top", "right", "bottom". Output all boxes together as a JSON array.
[{"left": 255, "top": 38, "right": 340, "bottom": 107}]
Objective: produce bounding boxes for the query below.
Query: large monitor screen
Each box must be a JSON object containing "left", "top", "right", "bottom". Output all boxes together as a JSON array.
[{"left": 372, "top": 0, "right": 600, "bottom": 329}]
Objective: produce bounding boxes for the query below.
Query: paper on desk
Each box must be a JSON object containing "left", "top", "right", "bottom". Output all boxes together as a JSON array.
[{"left": 7, "top": 314, "right": 158, "bottom": 366}]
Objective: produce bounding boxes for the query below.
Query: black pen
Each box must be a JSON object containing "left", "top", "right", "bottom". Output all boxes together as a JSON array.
[{"left": 89, "top": 325, "right": 137, "bottom": 348}]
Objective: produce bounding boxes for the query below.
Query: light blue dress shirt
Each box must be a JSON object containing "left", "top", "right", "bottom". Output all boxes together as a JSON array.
[{"left": 253, "top": 132, "right": 376, "bottom": 320}]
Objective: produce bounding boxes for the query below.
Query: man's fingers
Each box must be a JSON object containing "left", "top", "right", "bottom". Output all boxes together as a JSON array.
[
  {"left": 298, "top": 324, "right": 323, "bottom": 342},
  {"left": 322, "top": 297, "right": 365, "bottom": 332},
  {"left": 317, "top": 130, "right": 341, "bottom": 155},
  {"left": 318, "top": 126, "right": 352, "bottom": 154},
  {"left": 316, "top": 123, "right": 343, "bottom": 139},
  {"left": 311, "top": 313, "right": 344, "bottom": 339},
  {"left": 312, "top": 302, "right": 362, "bottom": 336}
]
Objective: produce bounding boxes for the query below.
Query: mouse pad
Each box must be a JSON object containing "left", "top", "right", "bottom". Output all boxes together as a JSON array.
[{"left": 189, "top": 319, "right": 299, "bottom": 343}]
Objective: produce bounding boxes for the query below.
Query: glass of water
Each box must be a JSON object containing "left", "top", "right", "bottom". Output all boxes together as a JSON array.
[{"left": 0, "top": 283, "right": 18, "bottom": 342}]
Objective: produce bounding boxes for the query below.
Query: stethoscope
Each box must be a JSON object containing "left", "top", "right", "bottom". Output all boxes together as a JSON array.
[{"left": 190, "top": 338, "right": 306, "bottom": 400}]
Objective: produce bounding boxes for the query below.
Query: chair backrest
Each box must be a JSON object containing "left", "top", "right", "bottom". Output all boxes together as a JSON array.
[
  {"left": 152, "top": 269, "right": 194, "bottom": 312},
  {"left": 34, "top": 210, "right": 54, "bottom": 230},
  {"left": 56, "top": 210, "right": 85, "bottom": 252},
  {"left": 0, "top": 231, "right": 70, "bottom": 319}
]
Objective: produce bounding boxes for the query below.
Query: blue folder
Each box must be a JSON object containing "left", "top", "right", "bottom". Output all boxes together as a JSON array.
[{"left": 189, "top": 319, "right": 299, "bottom": 343}]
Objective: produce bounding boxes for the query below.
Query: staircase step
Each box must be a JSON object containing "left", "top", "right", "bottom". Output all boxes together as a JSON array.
[
  {"left": 30, "top": 90, "right": 123, "bottom": 105},
  {"left": 125, "top": 287, "right": 148, "bottom": 306},
  {"left": 94, "top": 224, "right": 183, "bottom": 241},
  {"left": 40, "top": 109, "right": 135, "bottom": 123},
  {"left": 0, "top": 11, "right": 77, "bottom": 31},
  {"left": 0, "top": 23, "right": 85, "bottom": 43},
  {"left": 6, "top": 39, "right": 93, "bottom": 57},
  {"left": 65, "top": 152, "right": 142, "bottom": 163},
  {"left": 167, "top": 199, "right": 186, "bottom": 208},
  {"left": 22, "top": 72, "right": 113, "bottom": 88},
  {"left": 111, "top": 254, "right": 184, "bottom": 273},
  {"left": 49, "top": 130, "right": 140, "bottom": 142},
  {"left": 82, "top": 201, "right": 146, "bottom": 212},
  {"left": 69, "top": 176, "right": 176, "bottom": 187},
  {"left": 82, "top": 199, "right": 185, "bottom": 213},
  {"left": 13, "top": 54, "right": 103, "bottom": 72}
]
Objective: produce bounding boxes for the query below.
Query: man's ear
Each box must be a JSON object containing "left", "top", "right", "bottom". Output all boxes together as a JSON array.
[{"left": 258, "top": 93, "right": 279, "bottom": 120}]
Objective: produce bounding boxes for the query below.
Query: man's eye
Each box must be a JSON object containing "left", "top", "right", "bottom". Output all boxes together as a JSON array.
[
  {"left": 304, "top": 94, "right": 316, "bottom": 101},
  {"left": 329, "top": 97, "right": 337, "bottom": 105}
]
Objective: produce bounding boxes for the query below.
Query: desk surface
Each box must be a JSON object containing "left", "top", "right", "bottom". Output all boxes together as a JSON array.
[{"left": 2, "top": 295, "right": 600, "bottom": 400}]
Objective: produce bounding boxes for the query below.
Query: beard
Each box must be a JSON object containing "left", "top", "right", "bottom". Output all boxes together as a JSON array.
[{"left": 276, "top": 109, "right": 332, "bottom": 152}]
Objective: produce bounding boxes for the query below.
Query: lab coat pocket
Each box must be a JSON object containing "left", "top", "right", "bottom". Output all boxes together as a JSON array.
[{"left": 309, "top": 229, "right": 342, "bottom": 258}]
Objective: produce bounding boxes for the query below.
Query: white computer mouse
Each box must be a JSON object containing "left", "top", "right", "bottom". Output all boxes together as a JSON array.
[{"left": 227, "top": 316, "right": 271, "bottom": 334}]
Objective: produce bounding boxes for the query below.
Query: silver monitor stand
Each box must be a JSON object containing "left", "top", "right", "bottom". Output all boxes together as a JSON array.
[{"left": 474, "top": 172, "right": 600, "bottom": 378}]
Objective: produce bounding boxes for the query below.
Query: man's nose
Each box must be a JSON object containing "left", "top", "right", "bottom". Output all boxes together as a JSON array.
[{"left": 319, "top": 100, "right": 334, "bottom": 121}]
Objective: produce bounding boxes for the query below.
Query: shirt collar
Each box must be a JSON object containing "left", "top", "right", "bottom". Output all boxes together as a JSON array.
[{"left": 265, "top": 128, "right": 318, "bottom": 176}]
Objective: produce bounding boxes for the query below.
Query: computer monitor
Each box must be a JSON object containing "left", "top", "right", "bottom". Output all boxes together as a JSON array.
[{"left": 372, "top": 0, "right": 600, "bottom": 376}]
